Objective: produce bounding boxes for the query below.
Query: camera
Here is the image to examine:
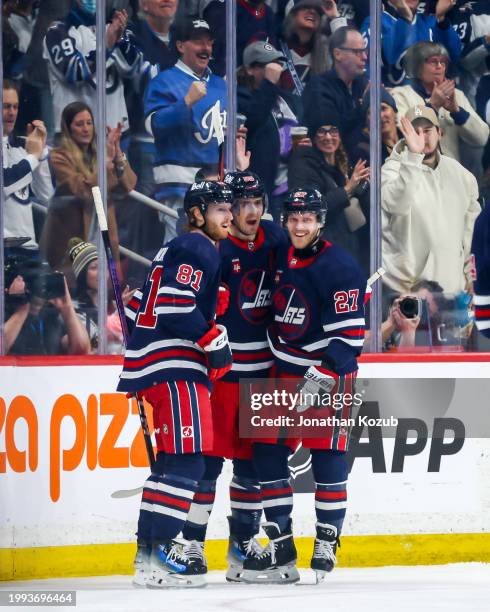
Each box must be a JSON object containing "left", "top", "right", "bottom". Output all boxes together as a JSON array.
[
  {"left": 5, "top": 255, "right": 65, "bottom": 302},
  {"left": 399, "top": 296, "right": 422, "bottom": 319}
]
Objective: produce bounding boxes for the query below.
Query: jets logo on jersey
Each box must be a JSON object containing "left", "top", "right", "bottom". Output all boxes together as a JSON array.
[
  {"left": 273, "top": 285, "right": 309, "bottom": 340},
  {"left": 182, "top": 426, "right": 193, "bottom": 438},
  {"left": 194, "top": 105, "right": 227, "bottom": 144},
  {"left": 239, "top": 269, "right": 272, "bottom": 324}
]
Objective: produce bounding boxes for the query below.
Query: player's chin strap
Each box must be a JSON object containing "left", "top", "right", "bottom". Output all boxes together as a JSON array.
[{"left": 293, "top": 234, "right": 324, "bottom": 260}]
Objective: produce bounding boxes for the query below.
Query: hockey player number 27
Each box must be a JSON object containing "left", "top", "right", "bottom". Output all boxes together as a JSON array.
[
  {"left": 137, "top": 266, "right": 163, "bottom": 328},
  {"left": 334, "top": 289, "right": 359, "bottom": 314}
]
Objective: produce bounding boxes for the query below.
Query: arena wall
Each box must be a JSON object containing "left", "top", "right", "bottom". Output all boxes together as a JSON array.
[{"left": 1, "top": 355, "right": 490, "bottom": 579}]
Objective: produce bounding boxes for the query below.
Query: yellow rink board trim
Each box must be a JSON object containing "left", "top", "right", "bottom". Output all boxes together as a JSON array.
[{"left": 2, "top": 533, "right": 490, "bottom": 581}]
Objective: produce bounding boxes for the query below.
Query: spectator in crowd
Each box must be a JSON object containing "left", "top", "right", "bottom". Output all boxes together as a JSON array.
[
  {"left": 274, "top": 0, "right": 369, "bottom": 29},
  {"left": 3, "top": 1, "right": 39, "bottom": 81},
  {"left": 288, "top": 119, "right": 370, "bottom": 267},
  {"left": 40, "top": 101, "right": 137, "bottom": 276},
  {"left": 302, "top": 26, "right": 368, "bottom": 144},
  {"left": 68, "top": 237, "right": 135, "bottom": 354},
  {"left": 334, "top": 0, "right": 370, "bottom": 28},
  {"left": 4, "top": 269, "right": 91, "bottom": 356},
  {"left": 391, "top": 41, "right": 489, "bottom": 164},
  {"left": 381, "top": 105, "right": 481, "bottom": 297},
  {"left": 237, "top": 0, "right": 278, "bottom": 66},
  {"left": 121, "top": 0, "right": 180, "bottom": 272},
  {"left": 446, "top": 0, "right": 490, "bottom": 106},
  {"left": 382, "top": 279, "right": 474, "bottom": 350},
  {"left": 278, "top": 0, "right": 339, "bottom": 94},
  {"left": 43, "top": 0, "right": 144, "bottom": 138},
  {"left": 6, "top": 0, "right": 72, "bottom": 137},
  {"left": 144, "top": 17, "right": 226, "bottom": 241},
  {"left": 360, "top": 0, "right": 461, "bottom": 87},
  {"left": 238, "top": 40, "right": 302, "bottom": 218},
  {"left": 2, "top": 79, "right": 53, "bottom": 251},
  {"left": 346, "top": 88, "right": 401, "bottom": 164}
]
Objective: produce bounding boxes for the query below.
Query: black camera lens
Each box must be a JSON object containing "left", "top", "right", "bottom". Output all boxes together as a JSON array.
[{"left": 399, "top": 296, "right": 420, "bottom": 319}]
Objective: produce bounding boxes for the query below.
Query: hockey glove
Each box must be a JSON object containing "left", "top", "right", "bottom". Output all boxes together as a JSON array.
[
  {"left": 216, "top": 283, "right": 230, "bottom": 317},
  {"left": 295, "top": 365, "right": 337, "bottom": 414},
  {"left": 197, "top": 322, "right": 233, "bottom": 382}
]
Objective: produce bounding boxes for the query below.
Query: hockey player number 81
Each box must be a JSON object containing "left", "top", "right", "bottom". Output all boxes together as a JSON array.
[
  {"left": 137, "top": 264, "right": 203, "bottom": 329},
  {"left": 176, "top": 264, "right": 203, "bottom": 291},
  {"left": 334, "top": 289, "right": 359, "bottom": 314},
  {"left": 137, "top": 266, "right": 164, "bottom": 328}
]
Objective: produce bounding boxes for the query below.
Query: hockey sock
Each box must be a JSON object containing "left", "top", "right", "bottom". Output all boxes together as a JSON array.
[
  {"left": 136, "top": 451, "right": 166, "bottom": 545},
  {"left": 311, "top": 449, "right": 348, "bottom": 533},
  {"left": 182, "top": 455, "right": 224, "bottom": 542},
  {"left": 253, "top": 443, "right": 293, "bottom": 532},
  {"left": 145, "top": 453, "right": 205, "bottom": 542},
  {"left": 229, "top": 459, "right": 261, "bottom": 538}
]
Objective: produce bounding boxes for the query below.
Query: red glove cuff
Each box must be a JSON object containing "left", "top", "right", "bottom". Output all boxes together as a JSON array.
[{"left": 197, "top": 322, "right": 220, "bottom": 349}]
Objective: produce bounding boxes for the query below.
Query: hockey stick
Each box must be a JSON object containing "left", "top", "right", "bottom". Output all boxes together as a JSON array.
[{"left": 92, "top": 187, "right": 155, "bottom": 472}]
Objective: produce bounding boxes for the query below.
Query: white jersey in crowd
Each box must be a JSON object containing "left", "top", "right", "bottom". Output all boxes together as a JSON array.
[
  {"left": 43, "top": 18, "right": 145, "bottom": 134},
  {"left": 2, "top": 136, "right": 54, "bottom": 249}
]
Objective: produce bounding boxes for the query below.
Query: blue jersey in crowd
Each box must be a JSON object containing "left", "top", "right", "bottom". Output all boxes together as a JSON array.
[
  {"left": 471, "top": 204, "right": 490, "bottom": 339},
  {"left": 361, "top": 8, "right": 461, "bottom": 86},
  {"left": 117, "top": 232, "right": 221, "bottom": 392},
  {"left": 218, "top": 220, "right": 287, "bottom": 382},
  {"left": 144, "top": 61, "right": 226, "bottom": 200},
  {"left": 268, "top": 239, "right": 366, "bottom": 377}
]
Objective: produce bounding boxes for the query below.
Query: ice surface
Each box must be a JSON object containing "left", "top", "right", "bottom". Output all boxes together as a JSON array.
[{"left": 2, "top": 564, "right": 490, "bottom": 612}]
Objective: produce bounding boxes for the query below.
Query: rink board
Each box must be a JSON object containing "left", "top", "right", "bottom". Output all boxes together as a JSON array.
[{"left": 1, "top": 355, "right": 490, "bottom": 579}]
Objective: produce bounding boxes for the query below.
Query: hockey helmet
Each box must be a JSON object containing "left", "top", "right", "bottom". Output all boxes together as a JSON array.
[
  {"left": 224, "top": 171, "right": 265, "bottom": 205},
  {"left": 184, "top": 180, "right": 233, "bottom": 223},
  {"left": 281, "top": 187, "right": 327, "bottom": 227}
]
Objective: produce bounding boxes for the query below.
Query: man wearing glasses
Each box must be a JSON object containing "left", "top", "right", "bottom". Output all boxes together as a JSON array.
[{"left": 302, "top": 26, "right": 368, "bottom": 143}]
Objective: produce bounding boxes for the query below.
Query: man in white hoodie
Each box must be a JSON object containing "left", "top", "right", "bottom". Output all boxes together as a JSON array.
[{"left": 381, "top": 104, "right": 480, "bottom": 297}]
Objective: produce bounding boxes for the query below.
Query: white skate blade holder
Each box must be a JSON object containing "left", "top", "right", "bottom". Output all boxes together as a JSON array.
[
  {"left": 225, "top": 564, "right": 245, "bottom": 583},
  {"left": 146, "top": 571, "right": 207, "bottom": 589},
  {"left": 241, "top": 564, "right": 300, "bottom": 585}
]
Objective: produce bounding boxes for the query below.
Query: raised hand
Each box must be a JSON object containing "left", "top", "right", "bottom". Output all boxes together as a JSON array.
[
  {"left": 185, "top": 81, "right": 207, "bottom": 107},
  {"left": 436, "top": 0, "right": 456, "bottom": 22},
  {"left": 106, "top": 9, "right": 128, "bottom": 49},
  {"left": 400, "top": 116, "right": 426, "bottom": 154},
  {"left": 236, "top": 128, "right": 251, "bottom": 171},
  {"left": 345, "top": 159, "right": 370, "bottom": 194},
  {"left": 264, "top": 62, "right": 283, "bottom": 85},
  {"left": 25, "top": 122, "right": 45, "bottom": 159},
  {"left": 322, "top": 0, "right": 339, "bottom": 19},
  {"left": 388, "top": 0, "right": 413, "bottom": 21}
]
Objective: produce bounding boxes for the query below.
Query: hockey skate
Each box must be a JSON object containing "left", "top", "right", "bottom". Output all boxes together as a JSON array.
[
  {"left": 311, "top": 523, "right": 339, "bottom": 584},
  {"left": 146, "top": 539, "right": 207, "bottom": 588},
  {"left": 184, "top": 539, "right": 208, "bottom": 574},
  {"left": 132, "top": 541, "right": 150, "bottom": 587},
  {"left": 241, "top": 521, "right": 300, "bottom": 584},
  {"left": 225, "top": 517, "right": 264, "bottom": 582}
]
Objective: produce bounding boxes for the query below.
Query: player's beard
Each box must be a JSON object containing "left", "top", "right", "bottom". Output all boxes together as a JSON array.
[
  {"left": 203, "top": 219, "right": 229, "bottom": 242},
  {"left": 232, "top": 218, "right": 258, "bottom": 240}
]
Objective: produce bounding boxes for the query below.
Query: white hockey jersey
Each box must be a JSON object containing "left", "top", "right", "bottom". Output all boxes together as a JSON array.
[
  {"left": 43, "top": 10, "right": 146, "bottom": 133},
  {"left": 2, "top": 135, "right": 54, "bottom": 248}
]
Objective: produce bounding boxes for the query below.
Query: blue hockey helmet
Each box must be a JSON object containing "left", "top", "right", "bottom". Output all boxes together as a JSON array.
[{"left": 281, "top": 187, "right": 327, "bottom": 227}]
